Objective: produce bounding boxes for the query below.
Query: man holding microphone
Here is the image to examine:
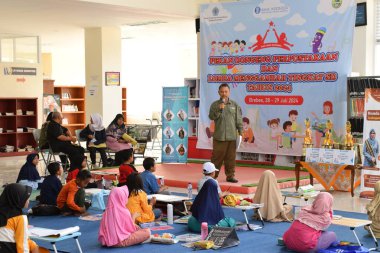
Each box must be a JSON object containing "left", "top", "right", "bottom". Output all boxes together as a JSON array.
[{"left": 209, "top": 83, "right": 243, "bottom": 183}]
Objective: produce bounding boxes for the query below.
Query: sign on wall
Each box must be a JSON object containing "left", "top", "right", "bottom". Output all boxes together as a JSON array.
[
  {"left": 198, "top": 0, "right": 356, "bottom": 156},
  {"left": 162, "top": 87, "right": 188, "bottom": 163}
]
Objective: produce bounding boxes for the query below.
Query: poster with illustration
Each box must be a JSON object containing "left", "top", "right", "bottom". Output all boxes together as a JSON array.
[
  {"left": 162, "top": 87, "right": 188, "bottom": 163},
  {"left": 198, "top": 0, "right": 355, "bottom": 155},
  {"left": 43, "top": 94, "right": 61, "bottom": 121}
]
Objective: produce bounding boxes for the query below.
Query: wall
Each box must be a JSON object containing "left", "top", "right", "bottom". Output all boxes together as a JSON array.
[
  {"left": 352, "top": 0, "right": 375, "bottom": 76},
  {"left": 0, "top": 62, "right": 43, "bottom": 126}
]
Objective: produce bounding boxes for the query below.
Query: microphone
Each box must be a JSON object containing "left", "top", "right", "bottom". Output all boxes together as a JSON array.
[{"left": 220, "top": 98, "right": 226, "bottom": 113}]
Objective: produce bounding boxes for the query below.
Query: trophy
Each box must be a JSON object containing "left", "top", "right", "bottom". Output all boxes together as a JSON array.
[
  {"left": 322, "top": 119, "right": 334, "bottom": 148},
  {"left": 344, "top": 121, "right": 354, "bottom": 150},
  {"left": 302, "top": 118, "right": 313, "bottom": 157}
]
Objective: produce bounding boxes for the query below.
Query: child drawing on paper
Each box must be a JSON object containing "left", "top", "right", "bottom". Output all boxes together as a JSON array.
[
  {"left": 311, "top": 100, "right": 333, "bottom": 148},
  {"left": 267, "top": 118, "right": 281, "bottom": 149},
  {"left": 242, "top": 117, "right": 255, "bottom": 143}
]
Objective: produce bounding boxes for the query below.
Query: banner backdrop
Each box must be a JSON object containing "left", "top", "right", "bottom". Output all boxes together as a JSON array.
[
  {"left": 198, "top": 0, "right": 355, "bottom": 155},
  {"left": 162, "top": 87, "right": 188, "bottom": 163}
]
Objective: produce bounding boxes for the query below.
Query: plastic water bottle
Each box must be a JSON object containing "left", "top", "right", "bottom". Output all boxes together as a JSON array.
[
  {"left": 187, "top": 183, "right": 193, "bottom": 199},
  {"left": 167, "top": 204, "right": 173, "bottom": 225},
  {"left": 160, "top": 177, "right": 165, "bottom": 186},
  {"left": 101, "top": 176, "right": 106, "bottom": 189},
  {"left": 201, "top": 222, "right": 208, "bottom": 240}
]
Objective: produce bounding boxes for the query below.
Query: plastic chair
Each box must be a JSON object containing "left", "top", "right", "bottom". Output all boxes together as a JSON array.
[{"left": 32, "top": 129, "right": 50, "bottom": 173}]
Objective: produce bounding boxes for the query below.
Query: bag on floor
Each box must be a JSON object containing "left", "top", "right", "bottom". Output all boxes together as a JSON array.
[
  {"left": 31, "top": 204, "right": 60, "bottom": 216},
  {"left": 318, "top": 245, "right": 369, "bottom": 253}
]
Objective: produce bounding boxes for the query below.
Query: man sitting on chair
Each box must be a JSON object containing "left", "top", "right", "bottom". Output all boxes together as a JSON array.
[{"left": 47, "top": 112, "right": 85, "bottom": 170}]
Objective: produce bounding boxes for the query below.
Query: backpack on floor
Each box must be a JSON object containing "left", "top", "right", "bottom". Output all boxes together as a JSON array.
[{"left": 318, "top": 245, "right": 369, "bottom": 253}]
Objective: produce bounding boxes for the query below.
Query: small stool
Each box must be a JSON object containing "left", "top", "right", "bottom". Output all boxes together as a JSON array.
[{"left": 30, "top": 232, "right": 82, "bottom": 253}]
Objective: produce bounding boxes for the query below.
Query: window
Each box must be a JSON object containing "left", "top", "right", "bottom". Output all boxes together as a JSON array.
[{"left": 0, "top": 36, "right": 39, "bottom": 63}]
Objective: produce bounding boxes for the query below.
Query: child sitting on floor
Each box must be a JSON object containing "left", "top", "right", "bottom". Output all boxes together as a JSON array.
[
  {"left": 365, "top": 180, "right": 380, "bottom": 237},
  {"left": 198, "top": 162, "right": 223, "bottom": 197},
  {"left": 0, "top": 183, "right": 49, "bottom": 253},
  {"left": 39, "top": 162, "right": 63, "bottom": 206},
  {"left": 66, "top": 155, "right": 87, "bottom": 183},
  {"left": 283, "top": 192, "right": 337, "bottom": 252},
  {"left": 188, "top": 179, "right": 235, "bottom": 233},
  {"left": 140, "top": 157, "right": 169, "bottom": 195},
  {"left": 126, "top": 172, "right": 163, "bottom": 224},
  {"left": 16, "top": 153, "right": 44, "bottom": 190},
  {"left": 98, "top": 186, "right": 151, "bottom": 247},
  {"left": 118, "top": 149, "right": 138, "bottom": 186},
  {"left": 57, "top": 169, "right": 92, "bottom": 216}
]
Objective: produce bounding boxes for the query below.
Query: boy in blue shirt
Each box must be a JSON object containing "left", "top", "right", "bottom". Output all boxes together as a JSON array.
[{"left": 140, "top": 157, "right": 170, "bottom": 195}]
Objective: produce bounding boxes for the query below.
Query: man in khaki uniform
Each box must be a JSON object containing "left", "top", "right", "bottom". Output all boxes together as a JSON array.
[{"left": 209, "top": 83, "right": 243, "bottom": 183}]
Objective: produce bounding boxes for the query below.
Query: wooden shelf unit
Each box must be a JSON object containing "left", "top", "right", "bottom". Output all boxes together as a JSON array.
[
  {"left": 54, "top": 86, "right": 86, "bottom": 134},
  {"left": 0, "top": 98, "right": 38, "bottom": 157},
  {"left": 122, "top": 87, "right": 127, "bottom": 123}
]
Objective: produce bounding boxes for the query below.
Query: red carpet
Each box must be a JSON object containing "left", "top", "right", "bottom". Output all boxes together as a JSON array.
[{"left": 91, "top": 163, "right": 310, "bottom": 194}]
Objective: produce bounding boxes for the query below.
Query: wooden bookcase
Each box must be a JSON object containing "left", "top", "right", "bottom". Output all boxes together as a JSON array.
[
  {"left": 0, "top": 98, "right": 38, "bottom": 157},
  {"left": 54, "top": 86, "right": 86, "bottom": 134},
  {"left": 122, "top": 87, "right": 127, "bottom": 123}
]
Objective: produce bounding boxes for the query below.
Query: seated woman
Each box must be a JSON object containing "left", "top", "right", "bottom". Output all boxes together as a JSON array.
[
  {"left": 80, "top": 113, "right": 108, "bottom": 168},
  {"left": 283, "top": 192, "right": 337, "bottom": 253},
  {"left": 98, "top": 186, "right": 151, "bottom": 247},
  {"left": 252, "top": 170, "right": 292, "bottom": 222},
  {"left": 126, "top": 173, "right": 162, "bottom": 223},
  {"left": 106, "top": 114, "right": 136, "bottom": 152},
  {"left": 188, "top": 179, "right": 235, "bottom": 233},
  {"left": 0, "top": 183, "right": 48, "bottom": 253},
  {"left": 16, "top": 153, "right": 44, "bottom": 190},
  {"left": 366, "top": 181, "right": 380, "bottom": 237}
]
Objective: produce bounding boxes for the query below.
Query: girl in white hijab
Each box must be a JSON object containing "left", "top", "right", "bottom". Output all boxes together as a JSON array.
[
  {"left": 252, "top": 170, "right": 293, "bottom": 222},
  {"left": 79, "top": 113, "right": 108, "bottom": 167}
]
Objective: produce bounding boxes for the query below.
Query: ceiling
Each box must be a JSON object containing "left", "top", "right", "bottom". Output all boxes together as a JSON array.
[{"left": 0, "top": 0, "right": 209, "bottom": 45}]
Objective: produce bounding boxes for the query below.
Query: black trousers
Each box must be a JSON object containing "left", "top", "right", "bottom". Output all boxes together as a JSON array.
[
  {"left": 88, "top": 147, "right": 108, "bottom": 166},
  {"left": 52, "top": 142, "right": 84, "bottom": 170}
]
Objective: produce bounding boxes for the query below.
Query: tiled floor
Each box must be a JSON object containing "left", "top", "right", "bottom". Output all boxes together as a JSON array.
[{"left": 0, "top": 154, "right": 371, "bottom": 214}]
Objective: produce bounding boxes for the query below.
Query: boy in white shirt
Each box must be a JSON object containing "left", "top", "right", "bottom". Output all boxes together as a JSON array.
[{"left": 197, "top": 162, "right": 223, "bottom": 197}]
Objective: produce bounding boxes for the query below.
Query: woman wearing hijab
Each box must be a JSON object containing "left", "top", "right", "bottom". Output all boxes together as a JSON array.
[
  {"left": 252, "top": 170, "right": 292, "bottom": 222},
  {"left": 188, "top": 179, "right": 235, "bottom": 232},
  {"left": 16, "top": 153, "right": 44, "bottom": 190},
  {"left": 366, "top": 181, "right": 380, "bottom": 237},
  {"left": 363, "top": 129, "right": 379, "bottom": 167},
  {"left": 105, "top": 114, "right": 137, "bottom": 152},
  {"left": 0, "top": 183, "right": 47, "bottom": 253},
  {"left": 98, "top": 186, "right": 151, "bottom": 247},
  {"left": 283, "top": 192, "right": 337, "bottom": 252},
  {"left": 80, "top": 113, "right": 108, "bottom": 167}
]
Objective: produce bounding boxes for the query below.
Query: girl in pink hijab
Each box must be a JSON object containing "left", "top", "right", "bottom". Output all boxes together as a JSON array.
[
  {"left": 283, "top": 192, "right": 337, "bottom": 252},
  {"left": 98, "top": 186, "right": 150, "bottom": 247}
]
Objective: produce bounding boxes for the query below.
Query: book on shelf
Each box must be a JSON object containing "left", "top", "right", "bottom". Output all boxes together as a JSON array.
[
  {"left": 26, "top": 111, "right": 34, "bottom": 115},
  {"left": 62, "top": 118, "right": 69, "bottom": 125},
  {"left": 16, "top": 109, "right": 23, "bottom": 115},
  {"left": 5, "top": 112, "right": 15, "bottom": 116},
  {"left": 29, "top": 226, "right": 79, "bottom": 238}
]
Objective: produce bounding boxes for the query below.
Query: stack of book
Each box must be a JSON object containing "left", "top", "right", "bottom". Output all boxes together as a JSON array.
[
  {"left": 2, "top": 145, "right": 15, "bottom": 152},
  {"left": 26, "top": 111, "right": 34, "bottom": 115}
]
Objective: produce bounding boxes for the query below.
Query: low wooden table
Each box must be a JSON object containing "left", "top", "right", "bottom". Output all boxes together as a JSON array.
[
  {"left": 295, "top": 161, "right": 359, "bottom": 197},
  {"left": 331, "top": 217, "right": 378, "bottom": 251}
]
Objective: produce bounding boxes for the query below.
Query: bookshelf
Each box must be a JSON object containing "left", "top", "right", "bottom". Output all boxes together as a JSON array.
[
  {"left": 0, "top": 98, "right": 37, "bottom": 157},
  {"left": 54, "top": 86, "right": 86, "bottom": 134},
  {"left": 122, "top": 87, "right": 127, "bottom": 123},
  {"left": 185, "top": 78, "right": 200, "bottom": 137}
]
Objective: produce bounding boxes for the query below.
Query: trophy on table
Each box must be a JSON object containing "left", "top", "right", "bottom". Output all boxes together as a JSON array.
[
  {"left": 302, "top": 118, "right": 313, "bottom": 157},
  {"left": 322, "top": 119, "right": 334, "bottom": 149},
  {"left": 344, "top": 121, "right": 354, "bottom": 150}
]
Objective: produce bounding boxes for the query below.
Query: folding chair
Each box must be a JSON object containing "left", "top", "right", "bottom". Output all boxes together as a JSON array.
[
  {"left": 47, "top": 142, "right": 69, "bottom": 171},
  {"left": 74, "top": 129, "right": 93, "bottom": 169},
  {"left": 32, "top": 129, "right": 50, "bottom": 174}
]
